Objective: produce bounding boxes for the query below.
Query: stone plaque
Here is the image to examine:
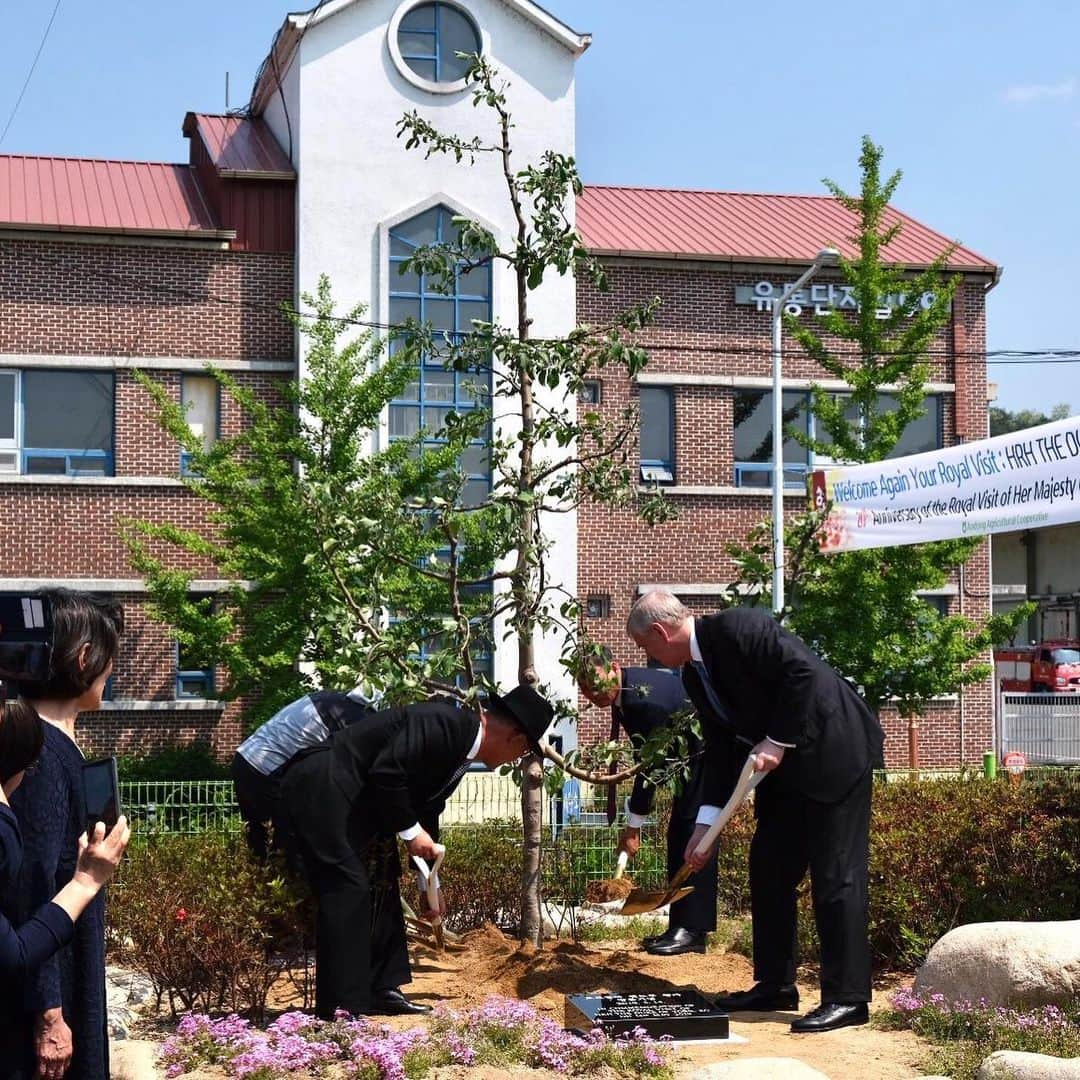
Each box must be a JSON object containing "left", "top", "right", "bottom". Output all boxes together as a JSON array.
[{"left": 565, "top": 990, "right": 730, "bottom": 1041}]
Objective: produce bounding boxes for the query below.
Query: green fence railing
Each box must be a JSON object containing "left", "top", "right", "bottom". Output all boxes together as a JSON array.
[{"left": 120, "top": 780, "right": 242, "bottom": 837}]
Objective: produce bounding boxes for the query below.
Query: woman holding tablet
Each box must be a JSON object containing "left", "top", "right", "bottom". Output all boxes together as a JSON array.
[{"left": 4, "top": 590, "right": 126, "bottom": 1080}]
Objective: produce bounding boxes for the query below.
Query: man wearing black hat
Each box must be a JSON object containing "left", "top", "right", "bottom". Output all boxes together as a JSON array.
[{"left": 273, "top": 684, "right": 554, "bottom": 1020}]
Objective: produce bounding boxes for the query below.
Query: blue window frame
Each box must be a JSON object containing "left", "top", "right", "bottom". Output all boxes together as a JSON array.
[
  {"left": 388, "top": 204, "right": 494, "bottom": 679},
  {"left": 733, "top": 390, "right": 944, "bottom": 488},
  {"left": 639, "top": 386, "right": 674, "bottom": 484},
  {"left": 388, "top": 204, "right": 492, "bottom": 508},
  {"left": 1, "top": 370, "right": 115, "bottom": 477},
  {"left": 176, "top": 642, "right": 214, "bottom": 699},
  {"left": 398, "top": 2, "right": 480, "bottom": 84}
]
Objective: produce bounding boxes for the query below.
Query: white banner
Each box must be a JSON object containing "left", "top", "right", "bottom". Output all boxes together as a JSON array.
[{"left": 808, "top": 415, "right": 1080, "bottom": 552}]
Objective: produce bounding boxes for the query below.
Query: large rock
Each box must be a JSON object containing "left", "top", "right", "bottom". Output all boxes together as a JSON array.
[
  {"left": 105, "top": 966, "right": 156, "bottom": 1040},
  {"left": 691, "top": 1060, "right": 831, "bottom": 1080},
  {"left": 977, "top": 1051, "right": 1080, "bottom": 1079},
  {"left": 914, "top": 921, "right": 1080, "bottom": 1009}
]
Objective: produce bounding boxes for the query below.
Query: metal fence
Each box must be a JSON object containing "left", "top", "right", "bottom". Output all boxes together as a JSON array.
[
  {"left": 1000, "top": 692, "right": 1080, "bottom": 764},
  {"left": 120, "top": 780, "right": 242, "bottom": 837},
  {"left": 117, "top": 774, "right": 675, "bottom": 890}
]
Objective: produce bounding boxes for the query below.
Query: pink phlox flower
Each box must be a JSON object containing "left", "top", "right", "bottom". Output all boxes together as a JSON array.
[{"left": 266, "top": 1011, "right": 320, "bottom": 1039}]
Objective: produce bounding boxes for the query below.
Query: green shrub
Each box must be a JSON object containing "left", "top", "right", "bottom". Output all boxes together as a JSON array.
[
  {"left": 400, "top": 821, "right": 524, "bottom": 934},
  {"left": 868, "top": 775, "right": 1080, "bottom": 970},
  {"left": 117, "top": 742, "right": 230, "bottom": 781},
  {"left": 108, "top": 833, "right": 312, "bottom": 1018},
  {"left": 718, "top": 773, "right": 1078, "bottom": 972}
]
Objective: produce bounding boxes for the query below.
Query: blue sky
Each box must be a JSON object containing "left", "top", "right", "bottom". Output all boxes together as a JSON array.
[{"left": 2, "top": 0, "right": 1078, "bottom": 413}]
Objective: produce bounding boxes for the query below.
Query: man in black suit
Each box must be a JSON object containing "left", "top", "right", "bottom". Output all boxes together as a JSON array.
[
  {"left": 627, "top": 590, "right": 885, "bottom": 1034},
  {"left": 273, "top": 684, "right": 553, "bottom": 1020},
  {"left": 577, "top": 647, "right": 729, "bottom": 956}
]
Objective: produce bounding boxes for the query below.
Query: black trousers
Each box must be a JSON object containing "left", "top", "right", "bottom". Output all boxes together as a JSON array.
[
  {"left": 665, "top": 753, "right": 718, "bottom": 932},
  {"left": 276, "top": 750, "right": 411, "bottom": 1018},
  {"left": 232, "top": 752, "right": 280, "bottom": 859},
  {"left": 749, "top": 768, "right": 873, "bottom": 1003}
]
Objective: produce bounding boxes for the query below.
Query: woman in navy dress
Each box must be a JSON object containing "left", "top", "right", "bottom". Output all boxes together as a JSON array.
[
  {"left": 6, "top": 590, "right": 125, "bottom": 1080},
  {"left": 0, "top": 697, "right": 129, "bottom": 982}
]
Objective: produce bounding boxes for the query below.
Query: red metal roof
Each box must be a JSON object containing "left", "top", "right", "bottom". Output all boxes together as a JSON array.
[
  {"left": 183, "top": 113, "right": 294, "bottom": 179},
  {"left": 0, "top": 154, "right": 228, "bottom": 238},
  {"left": 577, "top": 185, "right": 997, "bottom": 272}
]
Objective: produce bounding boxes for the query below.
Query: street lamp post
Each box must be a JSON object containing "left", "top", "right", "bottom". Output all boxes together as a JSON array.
[{"left": 770, "top": 247, "right": 841, "bottom": 615}]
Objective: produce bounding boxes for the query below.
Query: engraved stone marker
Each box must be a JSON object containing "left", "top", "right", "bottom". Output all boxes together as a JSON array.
[{"left": 565, "top": 990, "right": 731, "bottom": 1041}]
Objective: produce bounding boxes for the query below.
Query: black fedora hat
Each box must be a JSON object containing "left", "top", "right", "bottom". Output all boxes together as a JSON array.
[{"left": 487, "top": 684, "right": 554, "bottom": 754}]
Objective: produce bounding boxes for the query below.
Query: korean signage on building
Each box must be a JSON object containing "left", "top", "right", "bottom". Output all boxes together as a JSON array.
[
  {"left": 734, "top": 281, "right": 940, "bottom": 319},
  {"left": 808, "top": 416, "right": 1080, "bottom": 552}
]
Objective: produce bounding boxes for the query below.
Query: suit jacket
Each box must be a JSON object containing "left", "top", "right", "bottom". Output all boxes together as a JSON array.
[
  {"left": 326, "top": 700, "right": 480, "bottom": 841},
  {"left": 617, "top": 667, "right": 700, "bottom": 818},
  {"left": 684, "top": 608, "right": 885, "bottom": 805}
]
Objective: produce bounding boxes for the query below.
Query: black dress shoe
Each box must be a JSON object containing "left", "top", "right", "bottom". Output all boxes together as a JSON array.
[
  {"left": 369, "top": 988, "right": 433, "bottom": 1016},
  {"left": 713, "top": 982, "right": 799, "bottom": 1012},
  {"left": 791, "top": 1001, "right": 869, "bottom": 1033},
  {"left": 643, "top": 927, "right": 707, "bottom": 956}
]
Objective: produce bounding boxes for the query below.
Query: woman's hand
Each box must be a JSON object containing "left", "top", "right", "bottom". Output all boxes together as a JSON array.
[
  {"left": 72, "top": 816, "right": 130, "bottom": 891},
  {"left": 34, "top": 1009, "right": 72, "bottom": 1080}
]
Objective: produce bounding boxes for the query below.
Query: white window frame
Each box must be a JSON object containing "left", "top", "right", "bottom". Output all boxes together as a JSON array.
[{"left": 0, "top": 371, "right": 20, "bottom": 450}]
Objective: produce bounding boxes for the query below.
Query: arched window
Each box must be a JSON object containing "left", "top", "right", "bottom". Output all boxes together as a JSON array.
[
  {"left": 387, "top": 204, "right": 494, "bottom": 683},
  {"left": 388, "top": 204, "right": 492, "bottom": 508}
]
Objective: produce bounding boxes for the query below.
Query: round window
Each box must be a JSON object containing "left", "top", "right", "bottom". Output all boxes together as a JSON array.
[{"left": 391, "top": 2, "right": 481, "bottom": 92}]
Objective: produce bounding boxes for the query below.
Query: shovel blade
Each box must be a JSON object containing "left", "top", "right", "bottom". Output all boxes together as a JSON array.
[{"left": 618, "top": 885, "right": 694, "bottom": 917}]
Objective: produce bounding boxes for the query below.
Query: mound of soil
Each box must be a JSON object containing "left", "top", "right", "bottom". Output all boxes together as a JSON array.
[
  {"left": 584, "top": 878, "right": 634, "bottom": 903},
  {"left": 440, "top": 924, "right": 751, "bottom": 1014}
]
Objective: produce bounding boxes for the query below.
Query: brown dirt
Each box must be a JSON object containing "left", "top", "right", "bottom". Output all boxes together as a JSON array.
[
  {"left": 432, "top": 923, "right": 754, "bottom": 1017},
  {"left": 584, "top": 878, "right": 634, "bottom": 903},
  {"left": 113, "top": 928, "right": 930, "bottom": 1078},
  {"left": 401, "top": 928, "right": 929, "bottom": 1078}
]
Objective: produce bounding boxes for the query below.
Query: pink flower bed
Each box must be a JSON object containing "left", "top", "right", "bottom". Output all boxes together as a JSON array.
[{"left": 159, "top": 994, "right": 673, "bottom": 1079}]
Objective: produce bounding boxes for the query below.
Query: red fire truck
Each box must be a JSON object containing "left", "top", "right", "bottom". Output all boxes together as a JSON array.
[{"left": 994, "top": 640, "right": 1080, "bottom": 693}]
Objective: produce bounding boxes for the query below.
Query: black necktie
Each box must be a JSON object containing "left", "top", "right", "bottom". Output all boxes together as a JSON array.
[
  {"left": 432, "top": 759, "right": 471, "bottom": 803},
  {"left": 606, "top": 704, "right": 623, "bottom": 826},
  {"left": 692, "top": 660, "right": 730, "bottom": 722}
]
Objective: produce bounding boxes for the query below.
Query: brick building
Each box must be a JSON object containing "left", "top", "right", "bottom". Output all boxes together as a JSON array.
[
  {"left": 0, "top": 136, "right": 297, "bottom": 757},
  {"left": 0, "top": 0, "right": 998, "bottom": 768},
  {"left": 573, "top": 188, "right": 999, "bottom": 769}
]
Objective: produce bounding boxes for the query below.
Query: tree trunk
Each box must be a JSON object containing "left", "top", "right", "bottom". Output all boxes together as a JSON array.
[{"left": 519, "top": 752, "right": 544, "bottom": 944}]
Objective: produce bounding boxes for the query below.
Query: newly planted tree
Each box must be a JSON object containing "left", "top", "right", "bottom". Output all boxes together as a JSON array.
[
  {"left": 391, "top": 55, "right": 673, "bottom": 941},
  {"left": 130, "top": 58, "right": 671, "bottom": 943}
]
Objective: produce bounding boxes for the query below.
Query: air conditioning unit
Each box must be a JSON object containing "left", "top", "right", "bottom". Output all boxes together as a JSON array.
[{"left": 0, "top": 451, "right": 18, "bottom": 473}]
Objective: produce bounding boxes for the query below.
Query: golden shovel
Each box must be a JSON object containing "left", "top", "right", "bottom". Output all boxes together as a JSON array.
[{"left": 619, "top": 755, "right": 766, "bottom": 916}]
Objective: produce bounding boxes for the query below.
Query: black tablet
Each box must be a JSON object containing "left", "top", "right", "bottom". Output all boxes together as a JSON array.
[{"left": 82, "top": 756, "right": 121, "bottom": 833}]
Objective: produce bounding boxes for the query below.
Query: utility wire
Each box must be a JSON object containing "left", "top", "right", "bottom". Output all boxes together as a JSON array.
[{"left": 0, "top": 0, "right": 64, "bottom": 149}]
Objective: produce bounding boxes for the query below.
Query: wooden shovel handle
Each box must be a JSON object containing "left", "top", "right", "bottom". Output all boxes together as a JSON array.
[{"left": 681, "top": 755, "right": 765, "bottom": 876}]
